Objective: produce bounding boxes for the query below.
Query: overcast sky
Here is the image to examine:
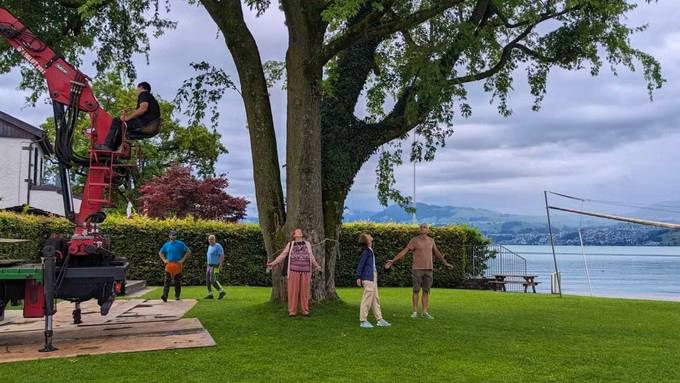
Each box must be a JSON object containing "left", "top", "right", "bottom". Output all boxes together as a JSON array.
[{"left": 2, "top": 1, "right": 680, "bottom": 217}]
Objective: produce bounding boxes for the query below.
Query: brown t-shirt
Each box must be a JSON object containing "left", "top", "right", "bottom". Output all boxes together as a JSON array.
[{"left": 407, "top": 236, "right": 438, "bottom": 270}]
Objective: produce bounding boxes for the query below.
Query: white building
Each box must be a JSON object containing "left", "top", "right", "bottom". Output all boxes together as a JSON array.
[{"left": 0, "top": 111, "right": 80, "bottom": 216}]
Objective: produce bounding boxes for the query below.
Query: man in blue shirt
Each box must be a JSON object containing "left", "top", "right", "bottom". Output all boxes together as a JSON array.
[
  {"left": 205, "top": 234, "right": 226, "bottom": 300},
  {"left": 159, "top": 230, "right": 191, "bottom": 302}
]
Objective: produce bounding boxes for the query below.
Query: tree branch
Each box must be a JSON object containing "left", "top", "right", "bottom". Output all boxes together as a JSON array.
[
  {"left": 375, "top": 2, "right": 582, "bottom": 144},
  {"left": 320, "top": 0, "right": 465, "bottom": 64},
  {"left": 513, "top": 43, "right": 561, "bottom": 64},
  {"left": 375, "top": 0, "right": 492, "bottom": 143},
  {"left": 489, "top": 1, "right": 581, "bottom": 29}
]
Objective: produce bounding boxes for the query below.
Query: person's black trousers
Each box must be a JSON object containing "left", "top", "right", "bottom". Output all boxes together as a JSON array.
[
  {"left": 103, "top": 117, "right": 145, "bottom": 149},
  {"left": 162, "top": 272, "right": 182, "bottom": 299}
]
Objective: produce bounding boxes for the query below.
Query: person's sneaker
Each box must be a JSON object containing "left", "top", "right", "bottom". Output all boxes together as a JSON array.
[
  {"left": 204, "top": 294, "right": 214, "bottom": 299},
  {"left": 161, "top": 295, "right": 167, "bottom": 303},
  {"left": 360, "top": 321, "right": 374, "bottom": 329},
  {"left": 175, "top": 297, "right": 181, "bottom": 301},
  {"left": 422, "top": 312, "right": 434, "bottom": 320},
  {"left": 411, "top": 312, "right": 418, "bottom": 319},
  {"left": 218, "top": 291, "right": 226, "bottom": 300},
  {"left": 376, "top": 319, "right": 391, "bottom": 327}
]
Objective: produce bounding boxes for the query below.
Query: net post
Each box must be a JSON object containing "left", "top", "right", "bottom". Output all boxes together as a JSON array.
[{"left": 544, "top": 191, "right": 562, "bottom": 297}]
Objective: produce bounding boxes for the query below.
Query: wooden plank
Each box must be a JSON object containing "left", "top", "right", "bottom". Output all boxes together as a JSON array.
[
  {"left": 0, "top": 318, "right": 206, "bottom": 346},
  {"left": 97, "top": 299, "right": 197, "bottom": 324},
  {"left": 78, "top": 299, "right": 145, "bottom": 325},
  {"left": 0, "top": 299, "right": 197, "bottom": 332},
  {"left": 0, "top": 322, "right": 215, "bottom": 364}
]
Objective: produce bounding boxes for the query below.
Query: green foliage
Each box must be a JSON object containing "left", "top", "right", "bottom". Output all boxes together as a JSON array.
[
  {"left": 343, "top": 0, "right": 666, "bottom": 208},
  {"left": 376, "top": 148, "right": 413, "bottom": 211},
  {"left": 0, "top": 0, "right": 175, "bottom": 103},
  {"left": 0, "top": 212, "right": 488, "bottom": 287},
  {"left": 263, "top": 60, "right": 286, "bottom": 89},
  {"left": 175, "top": 62, "right": 238, "bottom": 130}
]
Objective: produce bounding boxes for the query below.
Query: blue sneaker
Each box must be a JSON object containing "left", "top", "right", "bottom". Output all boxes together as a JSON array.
[{"left": 360, "top": 321, "right": 374, "bottom": 329}]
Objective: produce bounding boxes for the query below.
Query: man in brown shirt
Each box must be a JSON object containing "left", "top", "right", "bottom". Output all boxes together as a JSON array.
[{"left": 385, "top": 223, "right": 453, "bottom": 319}]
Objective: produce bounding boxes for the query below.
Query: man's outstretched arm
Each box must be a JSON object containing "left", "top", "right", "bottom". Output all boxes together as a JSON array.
[{"left": 385, "top": 246, "right": 410, "bottom": 269}]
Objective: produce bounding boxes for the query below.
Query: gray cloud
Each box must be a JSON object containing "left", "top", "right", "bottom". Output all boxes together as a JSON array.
[{"left": 2, "top": 1, "right": 679, "bottom": 219}]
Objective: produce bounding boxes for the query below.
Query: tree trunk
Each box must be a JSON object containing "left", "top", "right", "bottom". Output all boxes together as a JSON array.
[
  {"left": 201, "top": 1, "right": 287, "bottom": 300},
  {"left": 282, "top": 0, "right": 329, "bottom": 301},
  {"left": 322, "top": 186, "right": 347, "bottom": 300}
]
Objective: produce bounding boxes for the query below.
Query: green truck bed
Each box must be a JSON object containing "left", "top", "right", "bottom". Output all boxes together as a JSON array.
[{"left": 0, "top": 263, "right": 43, "bottom": 281}]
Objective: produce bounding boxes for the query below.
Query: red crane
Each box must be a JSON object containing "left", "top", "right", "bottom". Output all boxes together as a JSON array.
[{"left": 0, "top": 7, "right": 137, "bottom": 351}]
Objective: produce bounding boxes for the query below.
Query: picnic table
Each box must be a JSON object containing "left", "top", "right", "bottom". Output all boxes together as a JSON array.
[{"left": 490, "top": 274, "right": 540, "bottom": 293}]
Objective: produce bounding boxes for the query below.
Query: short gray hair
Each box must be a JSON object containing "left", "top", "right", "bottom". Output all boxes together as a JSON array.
[{"left": 208, "top": 234, "right": 216, "bottom": 241}]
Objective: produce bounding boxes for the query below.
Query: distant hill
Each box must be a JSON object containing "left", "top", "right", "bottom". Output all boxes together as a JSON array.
[
  {"left": 346, "top": 202, "right": 555, "bottom": 229},
  {"left": 343, "top": 202, "right": 675, "bottom": 246}
]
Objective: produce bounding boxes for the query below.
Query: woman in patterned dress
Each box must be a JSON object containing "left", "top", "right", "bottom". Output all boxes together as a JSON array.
[{"left": 267, "top": 228, "right": 322, "bottom": 316}]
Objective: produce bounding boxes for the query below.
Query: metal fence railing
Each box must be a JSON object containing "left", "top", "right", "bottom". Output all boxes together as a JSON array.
[{"left": 467, "top": 244, "right": 528, "bottom": 292}]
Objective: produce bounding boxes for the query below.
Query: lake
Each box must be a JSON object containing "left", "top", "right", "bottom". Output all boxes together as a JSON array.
[{"left": 502, "top": 245, "right": 680, "bottom": 301}]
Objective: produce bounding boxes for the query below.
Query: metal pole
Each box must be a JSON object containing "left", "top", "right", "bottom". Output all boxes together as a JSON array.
[
  {"left": 40, "top": 239, "right": 58, "bottom": 352},
  {"left": 412, "top": 131, "right": 417, "bottom": 225},
  {"left": 544, "top": 191, "right": 562, "bottom": 297}
]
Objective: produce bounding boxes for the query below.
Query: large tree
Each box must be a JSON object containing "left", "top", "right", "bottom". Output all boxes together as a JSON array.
[{"left": 1, "top": 1, "right": 663, "bottom": 301}]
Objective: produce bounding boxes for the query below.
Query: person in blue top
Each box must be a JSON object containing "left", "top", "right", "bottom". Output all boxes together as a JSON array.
[
  {"left": 205, "top": 234, "right": 226, "bottom": 300},
  {"left": 158, "top": 230, "right": 191, "bottom": 302},
  {"left": 356, "top": 233, "right": 391, "bottom": 329}
]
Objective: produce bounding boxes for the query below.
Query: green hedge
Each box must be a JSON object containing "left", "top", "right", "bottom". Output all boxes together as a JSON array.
[
  {"left": 0, "top": 212, "right": 72, "bottom": 259},
  {"left": 0, "top": 212, "right": 490, "bottom": 288}
]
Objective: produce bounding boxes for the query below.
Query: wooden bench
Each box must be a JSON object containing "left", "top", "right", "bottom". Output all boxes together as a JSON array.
[{"left": 491, "top": 275, "right": 540, "bottom": 293}]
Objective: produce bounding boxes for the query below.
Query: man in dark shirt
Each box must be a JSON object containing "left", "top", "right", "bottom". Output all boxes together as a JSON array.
[{"left": 96, "top": 81, "right": 161, "bottom": 151}]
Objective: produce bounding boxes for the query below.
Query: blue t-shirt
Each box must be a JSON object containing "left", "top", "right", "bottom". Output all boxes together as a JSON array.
[
  {"left": 207, "top": 243, "right": 224, "bottom": 265},
  {"left": 160, "top": 240, "right": 189, "bottom": 262}
]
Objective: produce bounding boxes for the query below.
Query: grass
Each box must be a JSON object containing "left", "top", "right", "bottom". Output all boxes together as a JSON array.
[{"left": 2, "top": 287, "right": 680, "bottom": 382}]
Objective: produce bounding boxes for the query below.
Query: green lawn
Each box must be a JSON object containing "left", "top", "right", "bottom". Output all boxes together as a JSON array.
[{"left": 2, "top": 287, "right": 680, "bottom": 382}]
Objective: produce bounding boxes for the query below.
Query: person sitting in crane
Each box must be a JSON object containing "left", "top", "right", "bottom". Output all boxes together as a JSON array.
[{"left": 96, "top": 81, "right": 161, "bottom": 151}]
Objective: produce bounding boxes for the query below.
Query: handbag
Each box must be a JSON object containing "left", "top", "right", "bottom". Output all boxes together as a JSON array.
[{"left": 281, "top": 241, "right": 292, "bottom": 277}]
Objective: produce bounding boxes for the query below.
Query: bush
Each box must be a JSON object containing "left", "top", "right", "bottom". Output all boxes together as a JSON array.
[{"left": 0, "top": 213, "right": 490, "bottom": 287}]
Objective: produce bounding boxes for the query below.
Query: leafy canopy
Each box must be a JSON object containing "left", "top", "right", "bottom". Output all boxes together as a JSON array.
[{"left": 2, "top": 0, "right": 665, "bottom": 211}]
